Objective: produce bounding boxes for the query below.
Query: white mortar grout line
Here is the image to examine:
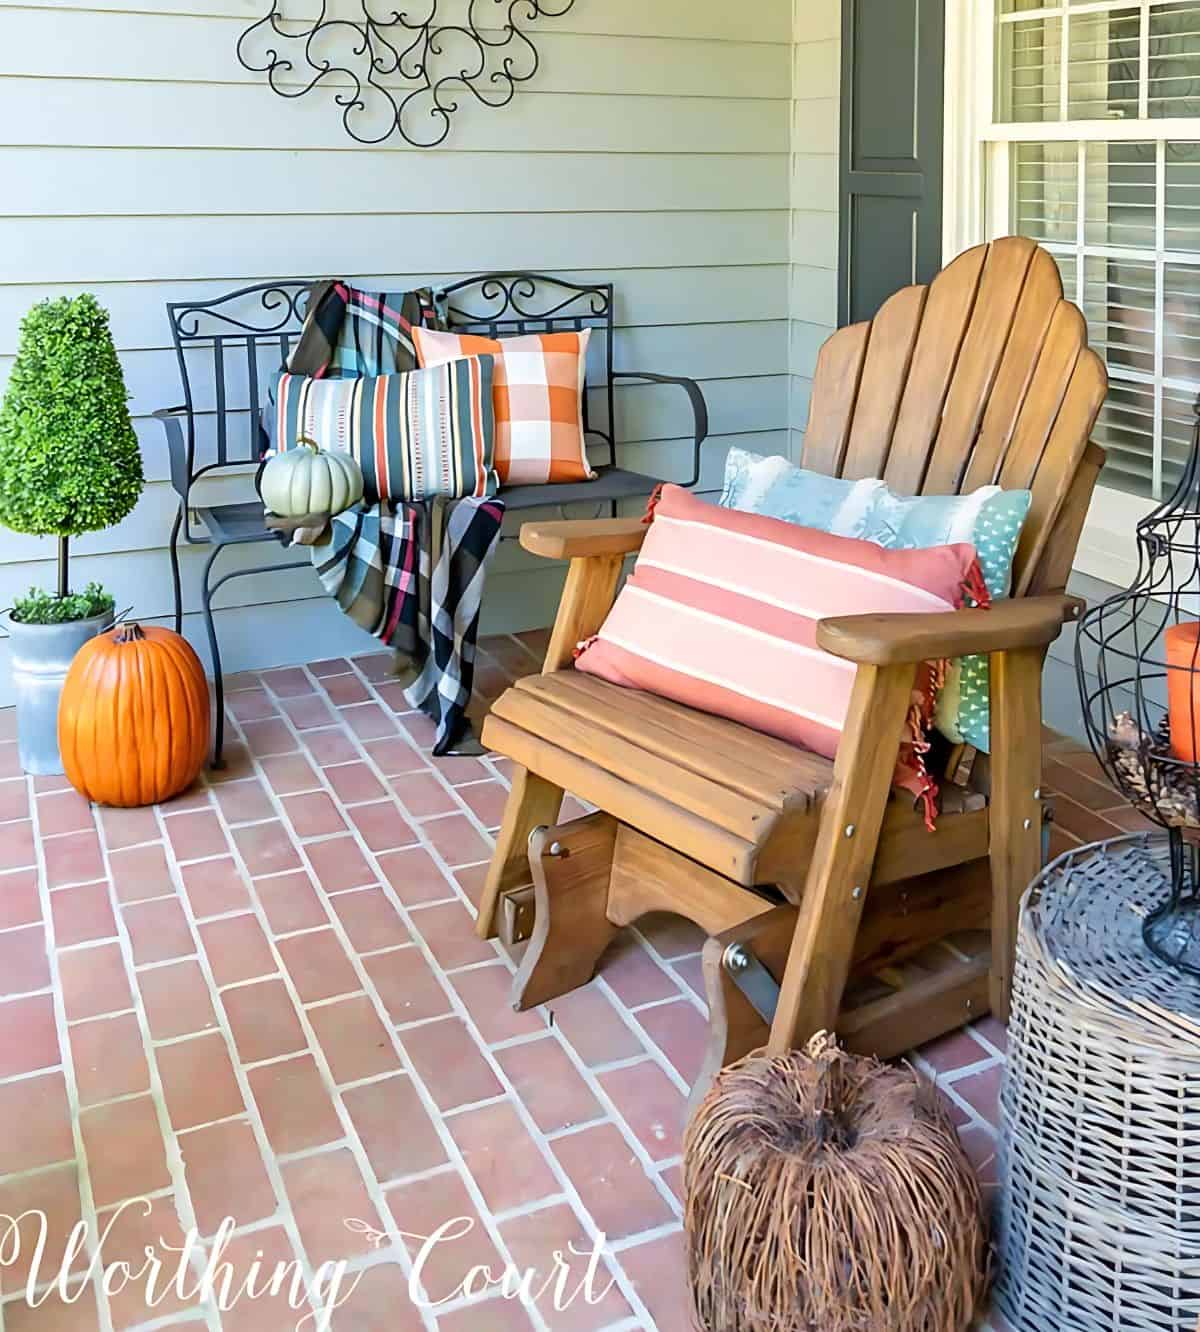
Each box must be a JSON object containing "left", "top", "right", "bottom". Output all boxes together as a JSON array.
[
  {"left": 0, "top": 981, "right": 52, "bottom": 1001},
  {"left": 232, "top": 659, "right": 670, "bottom": 1330},
  {"left": 910, "top": 1049, "right": 1004, "bottom": 1140},
  {"left": 541, "top": 1116, "right": 615, "bottom": 1143},
  {"left": 150, "top": 756, "right": 414, "bottom": 1332},
  {"left": 0, "top": 917, "right": 54, "bottom": 938},
  {"left": 25, "top": 769, "right": 128, "bottom": 1332},
  {"left": 969, "top": 1022, "right": 1008, "bottom": 1062},
  {"left": 582, "top": 1052, "right": 663, "bottom": 1077},
  {"left": 0, "top": 637, "right": 1015, "bottom": 1331},
  {"left": 366, "top": 827, "right": 696, "bottom": 1241},
  {"left": 213, "top": 694, "right": 552, "bottom": 1332},
  {"left": 251, "top": 666, "right": 496, "bottom": 931},
  {"left": 350, "top": 648, "right": 712, "bottom": 1117},
  {"left": 90, "top": 794, "right": 245, "bottom": 1332},
  {"left": 1, "top": 645, "right": 691, "bottom": 1328}
]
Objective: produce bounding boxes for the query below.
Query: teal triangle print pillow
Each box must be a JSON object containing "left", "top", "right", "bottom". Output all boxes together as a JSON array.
[{"left": 866, "top": 487, "right": 1033, "bottom": 751}]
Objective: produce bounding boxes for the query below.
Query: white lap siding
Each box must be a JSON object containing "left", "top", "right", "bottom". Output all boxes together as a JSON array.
[{"left": 0, "top": 0, "right": 838, "bottom": 697}]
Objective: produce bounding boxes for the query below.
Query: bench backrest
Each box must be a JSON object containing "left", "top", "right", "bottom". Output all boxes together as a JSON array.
[
  {"left": 437, "top": 273, "right": 616, "bottom": 468},
  {"left": 165, "top": 273, "right": 616, "bottom": 484},
  {"left": 802, "top": 236, "right": 1108, "bottom": 597},
  {"left": 166, "top": 280, "right": 310, "bottom": 482}
]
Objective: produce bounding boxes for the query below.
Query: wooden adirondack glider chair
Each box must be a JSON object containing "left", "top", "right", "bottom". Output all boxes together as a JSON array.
[{"left": 475, "top": 237, "right": 1108, "bottom": 1094}]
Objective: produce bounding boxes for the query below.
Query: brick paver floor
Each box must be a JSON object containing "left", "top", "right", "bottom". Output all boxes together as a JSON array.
[{"left": 0, "top": 633, "right": 1131, "bottom": 1330}]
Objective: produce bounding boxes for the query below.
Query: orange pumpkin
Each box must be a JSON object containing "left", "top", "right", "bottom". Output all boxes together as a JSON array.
[{"left": 59, "top": 623, "right": 210, "bottom": 807}]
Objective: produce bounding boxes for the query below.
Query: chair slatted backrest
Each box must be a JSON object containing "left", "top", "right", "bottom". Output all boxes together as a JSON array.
[{"left": 802, "top": 237, "right": 1108, "bottom": 597}]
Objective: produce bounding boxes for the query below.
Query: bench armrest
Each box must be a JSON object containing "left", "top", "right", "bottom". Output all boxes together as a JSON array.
[
  {"left": 520, "top": 518, "right": 649, "bottom": 561},
  {"left": 153, "top": 405, "right": 192, "bottom": 498},
  {"left": 612, "top": 370, "right": 709, "bottom": 487},
  {"left": 816, "top": 595, "right": 1085, "bottom": 666}
]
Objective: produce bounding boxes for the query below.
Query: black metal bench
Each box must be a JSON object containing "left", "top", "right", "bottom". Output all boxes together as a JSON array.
[{"left": 154, "top": 273, "right": 710, "bottom": 764}]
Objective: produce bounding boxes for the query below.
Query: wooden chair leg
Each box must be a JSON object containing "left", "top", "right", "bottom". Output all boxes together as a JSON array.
[
  {"left": 767, "top": 662, "right": 917, "bottom": 1053},
  {"left": 987, "top": 645, "right": 1045, "bottom": 1022},
  {"left": 512, "top": 814, "right": 619, "bottom": 1010},
  {"left": 476, "top": 766, "right": 564, "bottom": 940},
  {"left": 478, "top": 546, "right": 624, "bottom": 941},
  {"left": 695, "top": 857, "right": 996, "bottom": 1101}
]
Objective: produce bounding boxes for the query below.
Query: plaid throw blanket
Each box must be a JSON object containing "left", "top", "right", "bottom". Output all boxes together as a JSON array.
[
  {"left": 290, "top": 280, "right": 438, "bottom": 379},
  {"left": 312, "top": 496, "right": 505, "bottom": 751},
  {"left": 290, "top": 281, "right": 506, "bottom": 755}
]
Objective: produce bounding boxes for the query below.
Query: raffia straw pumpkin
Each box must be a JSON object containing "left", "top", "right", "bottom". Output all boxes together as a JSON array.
[
  {"left": 684, "top": 1033, "right": 988, "bottom": 1332},
  {"left": 59, "top": 622, "right": 210, "bottom": 807}
]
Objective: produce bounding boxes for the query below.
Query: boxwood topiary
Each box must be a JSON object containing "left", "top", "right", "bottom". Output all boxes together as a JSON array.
[{"left": 0, "top": 293, "right": 143, "bottom": 608}]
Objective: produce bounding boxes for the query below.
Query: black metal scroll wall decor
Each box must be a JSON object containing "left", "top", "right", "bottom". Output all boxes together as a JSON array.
[{"left": 236, "top": 0, "right": 576, "bottom": 147}]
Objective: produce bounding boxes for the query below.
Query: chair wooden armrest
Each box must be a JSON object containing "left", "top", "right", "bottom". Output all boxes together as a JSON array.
[
  {"left": 523, "top": 520, "right": 646, "bottom": 671},
  {"left": 816, "top": 595, "right": 1085, "bottom": 666},
  {"left": 520, "top": 518, "right": 649, "bottom": 561}
]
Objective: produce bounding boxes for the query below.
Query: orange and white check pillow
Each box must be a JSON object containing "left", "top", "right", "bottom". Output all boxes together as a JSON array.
[{"left": 414, "top": 327, "right": 596, "bottom": 486}]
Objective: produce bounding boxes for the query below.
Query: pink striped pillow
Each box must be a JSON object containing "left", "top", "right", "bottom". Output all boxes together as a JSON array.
[{"left": 574, "top": 485, "right": 987, "bottom": 820}]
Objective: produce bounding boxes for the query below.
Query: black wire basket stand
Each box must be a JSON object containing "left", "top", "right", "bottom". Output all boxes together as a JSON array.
[{"left": 1077, "top": 394, "right": 1200, "bottom": 974}]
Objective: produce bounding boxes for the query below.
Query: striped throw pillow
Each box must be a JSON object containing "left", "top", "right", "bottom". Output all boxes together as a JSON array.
[
  {"left": 719, "top": 448, "right": 1029, "bottom": 754},
  {"left": 575, "top": 485, "right": 988, "bottom": 820},
  {"left": 273, "top": 358, "right": 497, "bottom": 503},
  {"left": 414, "top": 327, "right": 595, "bottom": 486}
]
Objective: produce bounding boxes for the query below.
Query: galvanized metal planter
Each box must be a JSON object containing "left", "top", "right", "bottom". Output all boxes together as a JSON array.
[{"left": 3, "top": 608, "right": 114, "bottom": 775}]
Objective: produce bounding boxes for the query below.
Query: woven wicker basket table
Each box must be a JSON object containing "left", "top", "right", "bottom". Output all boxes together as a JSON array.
[{"left": 995, "top": 834, "right": 1200, "bottom": 1332}]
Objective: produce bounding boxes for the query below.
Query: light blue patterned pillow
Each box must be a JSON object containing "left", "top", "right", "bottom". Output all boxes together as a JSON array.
[
  {"left": 867, "top": 488, "right": 1031, "bottom": 751},
  {"left": 719, "top": 449, "right": 1031, "bottom": 753},
  {"left": 720, "top": 448, "right": 886, "bottom": 539},
  {"left": 868, "top": 488, "right": 1031, "bottom": 601}
]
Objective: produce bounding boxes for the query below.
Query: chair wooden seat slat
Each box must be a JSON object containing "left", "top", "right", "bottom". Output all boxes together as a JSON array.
[
  {"left": 474, "top": 237, "right": 1109, "bottom": 1100},
  {"left": 491, "top": 673, "right": 836, "bottom": 892},
  {"left": 492, "top": 686, "right": 784, "bottom": 849},
  {"left": 484, "top": 715, "right": 767, "bottom": 887},
  {"left": 511, "top": 674, "right": 831, "bottom": 808}
]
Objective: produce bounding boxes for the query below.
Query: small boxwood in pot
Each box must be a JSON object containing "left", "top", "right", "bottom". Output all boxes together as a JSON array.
[
  {"left": 0, "top": 294, "right": 145, "bottom": 773},
  {"left": 0, "top": 292, "right": 144, "bottom": 603}
]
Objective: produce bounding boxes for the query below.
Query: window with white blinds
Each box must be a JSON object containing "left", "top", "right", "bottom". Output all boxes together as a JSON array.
[{"left": 987, "top": 0, "right": 1200, "bottom": 498}]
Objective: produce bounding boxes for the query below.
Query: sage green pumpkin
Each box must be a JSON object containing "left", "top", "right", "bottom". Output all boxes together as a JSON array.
[{"left": 261, "top": 437, "right": 364, "bottom": 517}]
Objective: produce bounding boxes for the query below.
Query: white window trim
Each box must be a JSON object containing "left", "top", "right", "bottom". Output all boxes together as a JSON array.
[{"left": 941, "top": 0, "right": 1196, "bottom": 589}]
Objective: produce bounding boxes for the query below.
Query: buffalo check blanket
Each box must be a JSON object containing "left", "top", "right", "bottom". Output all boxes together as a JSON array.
[
  {"left": 311, "top": 495, "right": 504, "bottom": 754},
  {"left": 288, "top": 281, "right": 506, "bottom": 755}
]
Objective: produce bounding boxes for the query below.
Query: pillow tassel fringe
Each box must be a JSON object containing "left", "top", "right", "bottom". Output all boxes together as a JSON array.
[
  {"left": 642, "top": 483, "right": 666, "bottom": 524},
  {"left": 962, "top": 562, "right": 993, "bottom": 609}
]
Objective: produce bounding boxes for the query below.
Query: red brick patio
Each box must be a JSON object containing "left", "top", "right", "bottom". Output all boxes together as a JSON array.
[{"left": 0, "top": 634, "right": 1127, "bottom": 1330}]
